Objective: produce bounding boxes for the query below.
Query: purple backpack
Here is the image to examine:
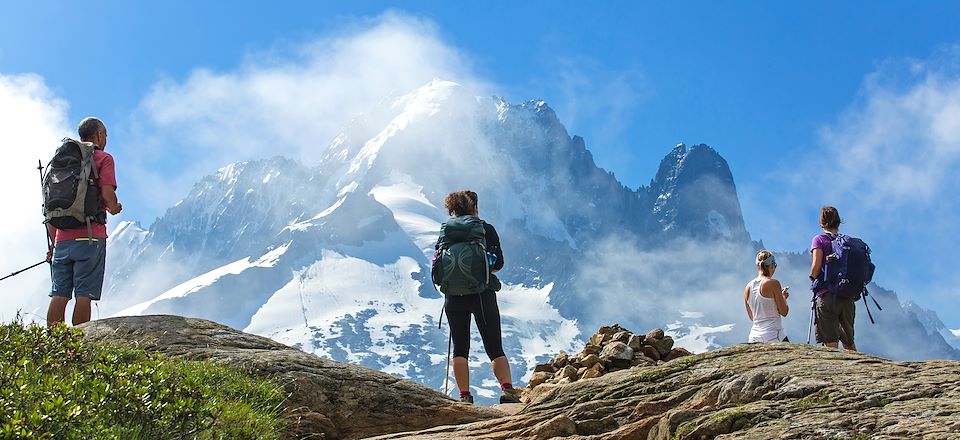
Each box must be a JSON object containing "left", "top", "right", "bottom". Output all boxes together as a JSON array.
[
  {"left": 822, "top": 234, "right": 875, "bottom": 300},
  {"left": 812, "top": 233, "right": 883, "bottom": 323}
]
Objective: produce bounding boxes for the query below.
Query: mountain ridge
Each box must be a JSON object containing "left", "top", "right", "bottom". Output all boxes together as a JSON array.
[{"left": 105, "top": 80, "right": 959, "bottom": 403}]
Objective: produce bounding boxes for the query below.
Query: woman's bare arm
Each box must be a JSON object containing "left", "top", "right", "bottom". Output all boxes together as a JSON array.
[
  {"left": 810, "top": 248, "right": 823, "bottom": 281},
  {"left": 770, "top": 280, "right": 790, "bottom": 317}
]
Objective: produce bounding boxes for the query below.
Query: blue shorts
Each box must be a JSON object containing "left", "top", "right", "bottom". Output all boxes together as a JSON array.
[{"left": 50, "top": 239, "right": 107, "bottom": 300}]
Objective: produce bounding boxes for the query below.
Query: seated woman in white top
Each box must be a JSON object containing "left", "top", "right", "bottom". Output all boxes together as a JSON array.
[{"left": 743, "top": 250, "right": 790, "bottom": 342}]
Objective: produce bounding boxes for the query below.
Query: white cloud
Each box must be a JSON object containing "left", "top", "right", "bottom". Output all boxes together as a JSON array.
[
  {"left": 814, "top": 49, "right": 960, "bottom": 206},
  {"left": 736, "top": 47, "right": 960, "bottom": 331},
  {"left": 0, "top": 74, "right": 72, "bottom": 322},
  {"left": 125, "top": 12, "right": 491, "bottom": 218},
  {"left": 572, "top": 235, "right": 758, "bottom": 349}
]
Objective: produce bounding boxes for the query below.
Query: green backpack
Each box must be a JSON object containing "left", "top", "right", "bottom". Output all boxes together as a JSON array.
[{"left": 432, "top": 215, "right": 490, "bottom": 296}]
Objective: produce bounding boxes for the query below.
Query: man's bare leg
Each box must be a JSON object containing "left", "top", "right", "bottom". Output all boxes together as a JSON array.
[
  {"left": 72, "top": 297, "right": 92, "bottom": 326},
  {"left": 46, "top": 296, "right": 70, "bottom": 326}
]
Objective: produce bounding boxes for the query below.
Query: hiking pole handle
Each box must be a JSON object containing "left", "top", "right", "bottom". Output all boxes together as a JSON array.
[{"left": 0, "top": 260, "right": 48, "bottom": 282}]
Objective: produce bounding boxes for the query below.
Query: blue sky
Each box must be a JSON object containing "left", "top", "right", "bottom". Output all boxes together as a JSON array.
[{"left": 3, "top": 2, "right": 960, "bottom": 326}]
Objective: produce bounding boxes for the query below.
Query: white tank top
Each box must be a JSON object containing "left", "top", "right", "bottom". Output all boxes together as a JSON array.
[{"left": 748, "top": 278, "right": 786, "bottom": 342}]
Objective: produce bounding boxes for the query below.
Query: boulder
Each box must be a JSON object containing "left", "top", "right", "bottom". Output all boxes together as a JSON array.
[
  {"left": 611, "top": 331, "right": 631, "bottom": 343},
  {"left": 588, "top": 333, "right": 605, "bottom": 346},
  {"left": 631, "top": 354, "right": 656, "bottom": 367},
  {"left": 79, "top": 315, "right": 499, "bottom": 440},
  {"left": 599, "top": 341, "right": 634, "bottom": 362},
  {"left": 627, "top": 334, "right": 644, "bottom": 351},
  {"left": 648, "top": 335, "right": 675, "bottom": 358},
  {"left": 559, "top": 365, "right": 578, "bottom": 381},
  {"left": 534, "top": 363, "right": 556, "bottom": 374},
  {"left": 581, "top": 368, "right": 601, "bottom": 380},
  {"left": 639, "top": 345, "right": 662, "bottom": 361},
  {"left": 666, "top": 347, "right": 693, "bottom": 362},
  {"left": 528, "top": 371, "right": 553, "bottom": 388},
  {"left": 580, "top": 354, "right": 601, "bottom": 369},
  {"left": 646, "top": 327, "right": 665, "bottom": 340},
  {"left": 552, "top": 351, "right": 569, "bottom": 369}
]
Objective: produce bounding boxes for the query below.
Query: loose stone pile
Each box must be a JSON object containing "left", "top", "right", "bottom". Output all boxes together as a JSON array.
[{"left": 527, "top": 324, "right": 692, "bottom": 391}]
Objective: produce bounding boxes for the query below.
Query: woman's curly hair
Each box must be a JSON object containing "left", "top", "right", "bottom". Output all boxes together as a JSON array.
[{"left": 444, "top": 190, "right": 476, "bottom": 216}]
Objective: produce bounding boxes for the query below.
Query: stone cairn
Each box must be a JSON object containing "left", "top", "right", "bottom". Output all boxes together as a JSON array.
[{"left": 527, "top": 324, "right": 693, "bottom": 391}]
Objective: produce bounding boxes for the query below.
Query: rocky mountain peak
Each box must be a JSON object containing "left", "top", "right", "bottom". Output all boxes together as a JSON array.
[{"left": 648, "top": 143, "right": 748, "bottom": 240}]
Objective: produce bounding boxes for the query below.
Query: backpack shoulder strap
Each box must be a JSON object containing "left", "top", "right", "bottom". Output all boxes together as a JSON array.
[{"left": 78, "top": 141, "right": 99, "bottom": 180}]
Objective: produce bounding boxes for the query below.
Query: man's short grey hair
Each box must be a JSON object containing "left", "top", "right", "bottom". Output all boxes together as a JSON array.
[{"left": 77, "top": 117, "right": 105, "bottom": 141}]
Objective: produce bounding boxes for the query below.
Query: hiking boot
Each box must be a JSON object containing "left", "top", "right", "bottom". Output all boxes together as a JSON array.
[
  {"left": 459, "top": 394, "right": 474, "bottom": 404},
  {"left": 499, "top": 388, "right": 521, "bottom": 404}
]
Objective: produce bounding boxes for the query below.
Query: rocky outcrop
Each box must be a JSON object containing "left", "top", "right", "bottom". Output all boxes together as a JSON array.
[
  {"left": 527, "top": 324, "right": 692, "bottom": 392},
  {"left": 79, "top": 315, "right": 499, "bottom": 440},
  {"left": 369, "top": 343, "right": 960, "bottom": 439}
]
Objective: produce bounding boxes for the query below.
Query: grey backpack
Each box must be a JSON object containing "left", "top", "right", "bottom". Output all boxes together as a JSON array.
[
  {"left": 42, "top": 138, "right": 105, "bottom": 231},
  {"left": 432, "top": 216, "right": 489, "bottom": 296}
]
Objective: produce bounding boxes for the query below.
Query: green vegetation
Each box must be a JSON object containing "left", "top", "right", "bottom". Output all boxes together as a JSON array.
[
  {"left": 670, "top": 408, "right": 759, "bottom": 440},
  {"left": 671, "top": 420, "right": 697, "bottom": 440},
  {"left": 792, "top": 389, "right": 832, "bottom": 411},
  {"left": 0, "top": 320, "right": 286, "bottom": 439},
  {"left": 710, "top": 408, "right": 758, "bottom": 431},
  {"left": 652, "top": 380, "right": 680, "bottom": 394}
]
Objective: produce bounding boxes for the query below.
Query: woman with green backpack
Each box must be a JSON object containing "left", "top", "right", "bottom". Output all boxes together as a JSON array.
[{"left": 433, "top": 190, "right": 520, "bottom": 404}]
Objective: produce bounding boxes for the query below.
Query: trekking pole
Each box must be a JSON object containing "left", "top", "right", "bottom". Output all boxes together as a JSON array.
[
  {"left": 433, "top": 279, "right": 452, "bottom": 397},
  {"left": 38, "top": 160, "right": 54, "bottom": 253},
  {"left": 443, "top": 330, "right": 452, "bottom": 397},
  {"left": 806, "top": 298, "right": 815, "bottom": 344},
  {"left": 0, "top": 260, "right": 48, "bottom": 282},
  {"left": 437, "top": 297, "right": 452, "bottom": 396},
  {"left": 861, "top": 287, "right": 881, "bottom": 324}
]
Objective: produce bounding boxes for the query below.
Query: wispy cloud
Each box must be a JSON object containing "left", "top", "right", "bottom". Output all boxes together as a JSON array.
[
  {"left": 124, "top": 12, "right": 490, "bottom": 219},
  {"left": 0, "top": 74, "right": 71, "bottom": 322},
  {"left": 814, "top": 47, "right": 960, "bottom": 206},
  {"left": 572, "top": 235, "right": 758, "bottom": 348}
]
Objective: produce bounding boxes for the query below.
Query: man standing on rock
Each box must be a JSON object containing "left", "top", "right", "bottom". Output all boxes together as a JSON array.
[
  {"left": 46, "top": 117, "right": 122, "bottom": 326},
  {"left": 809, "top": 206, "right": 856, "bottom": 351}
]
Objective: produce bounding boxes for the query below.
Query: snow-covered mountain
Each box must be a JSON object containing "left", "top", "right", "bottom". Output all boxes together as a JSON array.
[
  {"left": 903, "top": 301, "right": 960, "bottom": 351},
  {"left": 106, "top": 80, "right": 959, "bottom": 402}
]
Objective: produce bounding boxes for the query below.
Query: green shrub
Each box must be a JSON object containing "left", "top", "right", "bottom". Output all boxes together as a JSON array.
[{"left": 0, "top": 320, "right": 286, "bottom": 439}]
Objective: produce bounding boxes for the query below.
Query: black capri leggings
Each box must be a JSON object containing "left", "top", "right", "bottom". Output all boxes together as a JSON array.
[{"left": 444, "top": 290, "right": 505, "bottom": 360}]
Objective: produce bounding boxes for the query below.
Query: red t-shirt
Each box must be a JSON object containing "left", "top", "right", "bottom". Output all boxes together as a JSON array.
[{"left": 55, "top": 149, "right": 117, "bottom": 242}]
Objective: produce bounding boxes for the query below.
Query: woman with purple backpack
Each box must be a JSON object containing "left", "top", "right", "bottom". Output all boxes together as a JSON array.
[{"left": 809, "top": 206, "right": 858, "bottom": 351}]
